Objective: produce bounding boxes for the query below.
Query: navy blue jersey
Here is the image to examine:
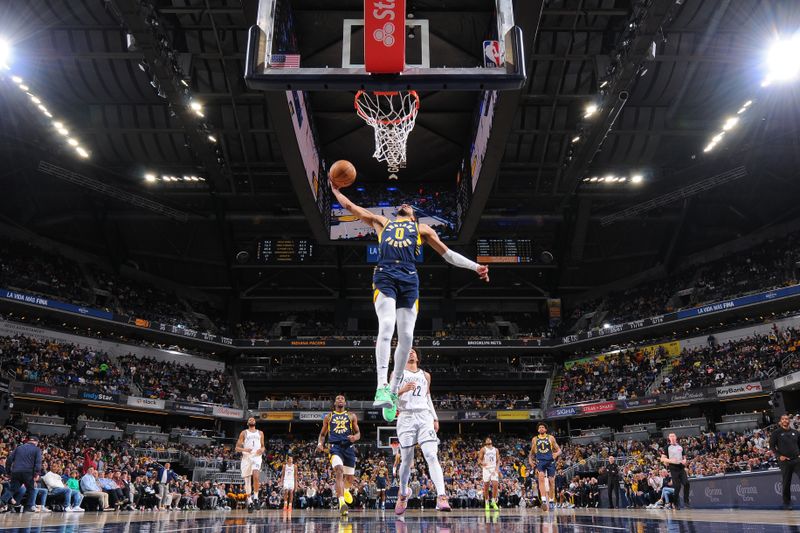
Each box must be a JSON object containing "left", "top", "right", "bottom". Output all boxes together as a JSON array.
[
  {"left": 377, "top": 219, "right": 421, "bottom": 267},
  {"left": 328, "top": 410, "right": 353, "bottom": 445},
  {"left": 535, "top": 434, "right": 554, "bottom": 462}
]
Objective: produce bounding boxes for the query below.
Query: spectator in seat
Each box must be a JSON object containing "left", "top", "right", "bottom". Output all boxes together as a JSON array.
[
  {"left": 97, "top": 470, "right": 122, "bottom": 509},
  {"left": 43, "top": 465, "right": 84, "bottom": 512},
  {"left": 80, "top": 467, "right": 111, "bottom": 511}
]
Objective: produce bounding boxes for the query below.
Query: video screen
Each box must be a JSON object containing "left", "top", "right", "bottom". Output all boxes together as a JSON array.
[{"left": 330, "top": 185, "right": 458, "bottom": 241}]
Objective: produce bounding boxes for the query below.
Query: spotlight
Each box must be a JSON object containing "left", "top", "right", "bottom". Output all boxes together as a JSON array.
[
  {"left": 721, "top": 117, "right": 738, "bottom": 131},
  {"left": 583, "top": 177, "right": 590, "bottom": 182},
  {"left": 743, "top": 100, "right": 752, "bottom": 108},
  {"left": 144, "top": 173, "right": 156, "bottom": 182},
  {"left": 604, "top": 174, "right": 614, "bottom": 182},
  {"left": 75, "top": 146, "right": 89, "bottom": 158},
  {"left": 712, "top": 132, "right": 725, "bottom": 142},
  {"left": 618, "top": 177, "right": 627, "bottom": 183},
  {"left": 571, "top": 135, "right": 580, "bottom": 143},
  {"left": 67, "top": 138, "right": 78, "bottom": 146},
  {"left": 599, "top": 80, "right": 608, "bottom": 88},
  {"left": 56, "top": 126, "right": 69, "bottom": 136},
  {"left": 631, "top": 174, "right": 643, "bottom": 184},
  {"left": 29, "top": 95, "right": 41, "bottom": 104},
  {"left": 765, "top": 35, "right": 800, "bottom": 84},
  {"left": 183, "top": 176, "right": 191, "bottom": 181},
  {"left": 408, "top": 27, "right": 415, "bottom": 39},
  {"left": 18, "top": 84, "right": 28, "bottom": 91},
  {"left": 207, "top": 134, "right": 217, "bottom": 143},
  {"left": 10, "top": 76, "right": 22, "bottom": 84},
  {"left": 584, "top": 103, "right": 598, "bottom": 118},
  {"left": 589, "top": 177, "right": 599, "bottom": 182},
  {"left": 603, "top": 323, "right": 611, "bottom": 329},
  {"left": 189, "top": 101, "right": 203, "bottom": 116},
  {"left": 703, "top": 142, "right": 716, "bottom": 153},
  {"left": 737, "top": 107, "right": 747, "bottom": 114},
  {"left": 0, "top": 39, "right": 10, "bottom": 69}
]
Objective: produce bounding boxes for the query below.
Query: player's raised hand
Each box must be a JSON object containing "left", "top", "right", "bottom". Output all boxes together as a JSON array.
[
  {"left": 328, "top": 177, "right": 339, "bottom": 191},
  {"left": 477, "top": 264, "right": 490, "bottom": 282}
]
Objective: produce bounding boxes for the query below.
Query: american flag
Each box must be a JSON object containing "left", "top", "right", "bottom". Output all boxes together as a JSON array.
[{"left": 270, "top": 54, "right": 301, "bottom": 68}]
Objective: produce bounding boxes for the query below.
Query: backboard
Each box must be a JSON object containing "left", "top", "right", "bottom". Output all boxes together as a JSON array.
[{"left": 245, "top": 0, "right": 525, "bottom": 91}]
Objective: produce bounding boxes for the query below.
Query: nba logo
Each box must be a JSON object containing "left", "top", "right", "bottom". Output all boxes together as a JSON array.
[{"left": 483, "top": 40, "right": 503, "bottom": 67}]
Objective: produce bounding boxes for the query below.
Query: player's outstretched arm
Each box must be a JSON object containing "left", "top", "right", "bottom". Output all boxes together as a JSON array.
[
  {"left": 419, "top": 224, "right": 489, "bottom": 282},
  {"left": 329, "top": 180, "right": 388, "bottom": 232}
]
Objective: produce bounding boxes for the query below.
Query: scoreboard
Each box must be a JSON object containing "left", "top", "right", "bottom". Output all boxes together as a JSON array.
[
  {"left": 476, "top": 239, "right": 533, "bottom": 263},
  {"left": 256, "top": 240, "right": 314, "bottom": 263}
]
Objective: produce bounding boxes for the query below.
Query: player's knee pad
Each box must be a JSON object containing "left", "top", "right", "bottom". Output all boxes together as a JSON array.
[
  {"left": 330, "top": 455, "right": 344, "bottom": 469},
  {"left": 343, "top": 466, "right": 355, "bottom": 476}
]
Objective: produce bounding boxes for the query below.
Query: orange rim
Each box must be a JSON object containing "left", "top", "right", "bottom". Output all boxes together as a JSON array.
[{"left": 354, "top": 90, "right": 419, "bottom": 126}]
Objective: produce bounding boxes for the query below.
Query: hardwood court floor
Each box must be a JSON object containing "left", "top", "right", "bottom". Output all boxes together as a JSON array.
[{"left": 0, "top": 507, "right": 798, "bottom": 532}]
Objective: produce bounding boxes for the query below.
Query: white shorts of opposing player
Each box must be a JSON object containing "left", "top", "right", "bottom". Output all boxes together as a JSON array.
[
  {"left": 241, "top": 454, "right": 262, "bottom": 478},
  {"left": 482, "top": 467, "right": 499, "bottom": 483},
  {"left": 397, "top": 410, "right": 439, "bottom": 448}
]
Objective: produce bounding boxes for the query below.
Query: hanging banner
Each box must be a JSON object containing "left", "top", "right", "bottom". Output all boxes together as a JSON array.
[
  {"left": 496, "top": 410, "right": 530, "bottom": 421},
  {"left": 78, "top": 390, "right": 119, "bottom": 403},
  {"left": 296, "top": 411, "right": 327, "bottom": 421},
  {"left": 173, "top": 402, "right": 211, "bottom": 415},
  {"left": 716, "top": 382, "right": 764, "bottom": 398},
  {"left": 22, "top": 383, "right": 68, "bottom": 397},
  {"left": 212, "top": 406, "right": 245, "bottom": 419},
  {"left": 127, "top": 396, "right": 166, "bottom": 410},
  {"left": 261, "top": 411, "right": 293, "bottom": 421},
  {"left": 581, "top": 401, "right": 617, "bottom": 414}
]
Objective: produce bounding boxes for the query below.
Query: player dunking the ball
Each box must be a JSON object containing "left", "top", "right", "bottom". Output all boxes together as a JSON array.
[
  {"left": 235, "top": 417, "right": 265, "bottom": 513},
  {"left": 529, "top": 422, "right": 561, "bottom": 511},
  {"left": 316, "top": 394, "right": 361, "bottom": 516},
  {"left": 329, "top": 181, "right": 489, "bottom": 422},
  {"left": 393, "top": 348, "right": 451, "bottom": 514}
]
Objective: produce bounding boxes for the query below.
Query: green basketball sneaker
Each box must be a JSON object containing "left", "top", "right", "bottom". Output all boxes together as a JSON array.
[
  {"left": 373, "top": 385, "right": 393, "bottom": 409},
  {"left": 382, "top": 392, "right": 399, "bottom": 422}
]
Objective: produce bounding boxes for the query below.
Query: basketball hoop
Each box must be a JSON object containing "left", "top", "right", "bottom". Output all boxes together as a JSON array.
[{"left": 355, "top": 90, "right": 419, "bottom": 174}]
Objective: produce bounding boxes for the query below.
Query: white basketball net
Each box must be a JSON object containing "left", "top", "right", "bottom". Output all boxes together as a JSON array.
[{"left": 355, "top": 91, "right": 420, "bottom": 174}]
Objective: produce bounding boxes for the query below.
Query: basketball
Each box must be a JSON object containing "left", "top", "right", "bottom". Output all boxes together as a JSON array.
[{"left": 329, "top": 160, "right": 357, "bottom": 188}]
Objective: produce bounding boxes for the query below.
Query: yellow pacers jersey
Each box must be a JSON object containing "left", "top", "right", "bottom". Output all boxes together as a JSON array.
[
  {"left": 328, "top": 410, "right": 353, "bottom": 445},
  {"left": 378, "top": 220, "right": 421, "bottom": 265}
]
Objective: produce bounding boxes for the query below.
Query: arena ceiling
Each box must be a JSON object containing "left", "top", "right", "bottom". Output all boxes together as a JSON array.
[{"left": 0, "top": 0, "right": 798, "bottom": 308}]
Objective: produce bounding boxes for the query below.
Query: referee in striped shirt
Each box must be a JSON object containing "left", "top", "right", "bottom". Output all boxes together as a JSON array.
[{"left": 660, "top": 433, "right": 690, "bottom": 509}]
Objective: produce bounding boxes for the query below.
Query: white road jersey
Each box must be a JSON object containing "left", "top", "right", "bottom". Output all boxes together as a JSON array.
[
  {"left": 284, "top": 464, "right": 295, "bottom": 484},
  {"left": 483, "top": 446, "right": 497, "bottom": 469},
  {"left": 243, "top": 429, "right": 261, "bottom": 457},
  {"left": 398, "top": 369, "right": 430, "bottom": 411}
]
